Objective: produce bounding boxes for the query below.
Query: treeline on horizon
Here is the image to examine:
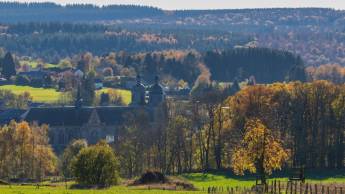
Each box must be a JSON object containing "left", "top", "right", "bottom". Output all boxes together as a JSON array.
[
  {"left": 0, "top": 2, "right": 341, "bottom": 23},
  {"left": 0, "top": 2, "right": 164, "bottom": 23}
]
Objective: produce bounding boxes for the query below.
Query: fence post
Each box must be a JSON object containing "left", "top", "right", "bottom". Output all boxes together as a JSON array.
[
  {"left": 278, "top": 180, "right": 281, "bottom": 194},
  {"left": 322, "top": 185, "right": 324, "bottom": 194},
  {"left": 290, "top": 181, "right": 293, "bottom": 194},
  {"left": 314, "top": 184, "right": 317, "bottom": 194},
  {"left": 327, "top": 186, "right": 330, "bottom": 194},
  {"left": 305, "top": 183, "right": 308, "bottom": 194},
  {"left": 341, "top": 187, "right": 343, "bottom": 194}
]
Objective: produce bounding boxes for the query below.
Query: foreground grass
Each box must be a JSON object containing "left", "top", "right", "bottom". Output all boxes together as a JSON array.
[
  {"left": 0, "top": 171, "right": 345, "bottom": 194},
  {"left": 0, "top": 185, "right": 205, "bottom": 194},
  {"left": 182, "top": 170, "right": 345, "bottom": 189},
  {"left": 0, "top": 85, "right": 132, "bottom": 104}
]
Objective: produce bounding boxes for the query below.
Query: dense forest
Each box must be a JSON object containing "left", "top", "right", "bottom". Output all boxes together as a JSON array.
[
  {"left": 0, "top": 23, "right": 250, "bottom": 60},
  {"left": 0, "top": 2, "right": 163, "bottom": 23},
  {"left": 1, "top": 3, "right": 345, "bottom": 67},
  {"left": 204, "top": 48, "right": 304, "bottom": 83}
]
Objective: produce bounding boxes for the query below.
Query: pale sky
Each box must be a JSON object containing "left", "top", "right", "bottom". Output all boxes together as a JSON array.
[{"left": 4, "top": 0, "right": 345, "bottom": 10}]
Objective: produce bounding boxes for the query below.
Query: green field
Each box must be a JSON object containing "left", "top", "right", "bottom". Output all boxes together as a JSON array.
[
  {"left": 19, "top": 60, "right": 57, "bottom": 69},
  {"left": 0, "top": 185, "right": 205, "bottom": 194},
  {"left": 97, "top": 88, "right": 132, "bottom": 105},
  {"left": 0, "top": 85, "right": 62, "bottom": 103},
  {"left": 0, "top": 85, "right": 131, "bottom": 105},
  {"left": 183, "top": 172, "right": 345, "bottom": 189},
  {"left": 0, "top": 172, "right": 344, "bottom": 194}
]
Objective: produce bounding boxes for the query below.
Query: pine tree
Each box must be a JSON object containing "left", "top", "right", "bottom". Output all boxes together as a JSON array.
[{"left": 2, "top": 52, "right": 16, "bottom": 79}]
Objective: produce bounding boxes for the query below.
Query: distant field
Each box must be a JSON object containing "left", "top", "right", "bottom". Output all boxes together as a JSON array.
[
  {"left": 19, "top": 60, "right": 57, "bottom": 69},
  {"left": 97, "top": 88, "right": 132, "bottom": 105},
  {"left": 0, "top": 85, "right": 132, "bottom": 105},
  {"left": 0, "top": 85, "right": 62, "bottom": 103}
]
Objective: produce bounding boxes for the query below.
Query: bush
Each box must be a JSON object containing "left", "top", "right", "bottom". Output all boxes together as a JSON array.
[
  {"left": 72, "top": 141, "right": 119, "bottom": 187},
  {"left": 61, "top": 139, "right": 88, "bottom": 178},
  {"left": 136, "top": 170, "right": 166, "bottom": 184}
]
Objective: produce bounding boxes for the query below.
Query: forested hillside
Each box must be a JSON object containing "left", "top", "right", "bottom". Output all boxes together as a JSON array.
[
  {"left": 0, "top": 3, "right": 344, "bottom": 67},
  {"left": 0, "top": 22, "right": 250, "bottom": 59},
  {"left": 0, "top": 2, "right": 163, "bottom": 23}
]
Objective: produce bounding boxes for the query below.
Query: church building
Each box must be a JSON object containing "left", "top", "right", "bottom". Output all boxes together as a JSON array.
[{"left": 21, "top": 75, "right": 166, "bottom": 153}]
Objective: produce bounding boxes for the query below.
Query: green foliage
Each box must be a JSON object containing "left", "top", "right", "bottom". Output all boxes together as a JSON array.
[
  {"left": 61, "top": 139, "right": 88, "bottom": 178},
  {"left": 72, "top": 141, "right": 120, "bottom": 187}
]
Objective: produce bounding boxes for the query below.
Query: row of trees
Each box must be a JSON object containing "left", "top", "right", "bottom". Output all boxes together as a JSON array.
[
  {"left": 0, "top": 90, "right": 32, "bottom": 109},
  {"left": 0, "top": 121, "right": 56, "bottom": 181},
  {"left": 0, "top": 121, "right": 120, "bottom": 187},
  {"left": 1, "top": 81, "right": 344, "bottom": 184},
  {"left": 109, "top": 80, "right": 344, "bottom": 179}
]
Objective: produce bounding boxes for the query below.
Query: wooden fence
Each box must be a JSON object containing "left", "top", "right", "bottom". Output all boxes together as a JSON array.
[{"left": 205, "top": 180, "right": 345, "bottom": 194}]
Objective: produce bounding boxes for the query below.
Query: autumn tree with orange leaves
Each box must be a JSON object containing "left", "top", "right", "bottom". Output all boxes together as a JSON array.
[{"left": 231, "top": 118, "right": 289, "bottom": 185}]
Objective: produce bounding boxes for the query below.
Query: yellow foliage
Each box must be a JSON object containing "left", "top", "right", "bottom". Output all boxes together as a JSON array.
[
  {"left": 0, "top": 121, "right": 57, "bottom": 179},
  {"left": 231, "top": 119, "right": 289, "bottom": 176}
]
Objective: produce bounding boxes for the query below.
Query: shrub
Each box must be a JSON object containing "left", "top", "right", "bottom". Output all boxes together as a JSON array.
[
  {"left": 61, "top": 139, "right": 88, "bottom": 178},
  {"left": 136, "top": 170, "right": 166, "bottom": 184},
  {"left": 72, "top": 141, "right": 119, "bottom": 187}
]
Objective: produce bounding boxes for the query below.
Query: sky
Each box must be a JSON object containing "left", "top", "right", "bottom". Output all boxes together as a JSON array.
[{"left": 4, "top": 0, "right": 345, "bottom": 10}]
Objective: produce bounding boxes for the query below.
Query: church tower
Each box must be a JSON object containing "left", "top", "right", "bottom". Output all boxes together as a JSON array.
[
  {"left": 131, "top": 75, "right": 146, "bottom": 106},
  {"left": 149, "top": 76, "right": 165, "bottom": 106}
]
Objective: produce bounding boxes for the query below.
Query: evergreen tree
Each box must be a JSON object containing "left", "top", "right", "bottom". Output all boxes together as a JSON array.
[{"left": 2, "top": 52, "right": 16, "bottom": 79}]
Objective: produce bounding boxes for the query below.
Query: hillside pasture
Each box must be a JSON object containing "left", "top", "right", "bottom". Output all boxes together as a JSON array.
[
  {"left": 0, "top": 85, "right": 132, "bottom": 104},
  {"left": 0, "top": 85, "right": 62, "bottom": 103},
  {"left": 97, "top": 88, "right": 132, "bottom": 105},
  {"left": 19, "top": 60, "right": 57, "bottom": 69}
]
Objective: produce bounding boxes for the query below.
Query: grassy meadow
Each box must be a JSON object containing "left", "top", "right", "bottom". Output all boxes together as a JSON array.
[
  {"left": 97, "top": 88, "right": 132, "bottom": 105},
  {"left": 0, "top": 85, "right": 131, "bottom": 105},
  {"left": 0, "top": 85, "right": 62, "bottom": 103},
  {"left": 19, "top": 60, "right": 57, "bottom": 69},
  {"left": 0, "top": 185, "right": 205, "bottom": 194},
  {"left": 1, "top": 172, "right": 345, "bottom": 194}
]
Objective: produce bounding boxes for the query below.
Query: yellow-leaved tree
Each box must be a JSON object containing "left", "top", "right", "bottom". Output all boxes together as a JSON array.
[
  {"left": 0, "top": 121, "right": 57, "bottom": 181},
  {"left": 231, "top": 118, "right": 289, "bottom": 185}
]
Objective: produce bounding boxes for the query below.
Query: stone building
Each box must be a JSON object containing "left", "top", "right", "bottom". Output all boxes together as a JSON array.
[{"left": 21, "top": 75, "right": 166, "bottom": 153}]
